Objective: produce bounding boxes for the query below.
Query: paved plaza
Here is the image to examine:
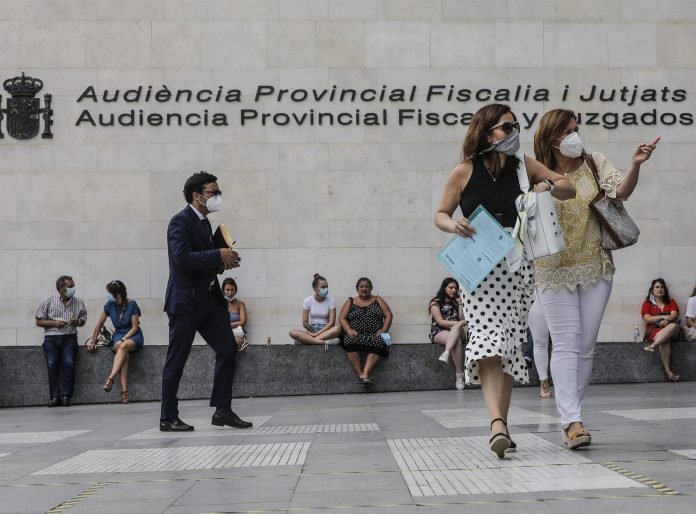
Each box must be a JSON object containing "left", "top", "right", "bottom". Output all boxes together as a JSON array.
[{"left": 1, "top": 383, "right": 695, "bottom": 514}]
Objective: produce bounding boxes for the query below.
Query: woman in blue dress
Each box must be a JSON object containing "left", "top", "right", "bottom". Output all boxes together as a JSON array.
[{"left": 87, "top": 280, "right": 144, "bottom": 404}]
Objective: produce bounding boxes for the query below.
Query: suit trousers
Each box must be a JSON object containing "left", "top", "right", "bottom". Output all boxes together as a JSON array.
[{"left": 161, "top": 290, "right": 238, "bottom": 421}]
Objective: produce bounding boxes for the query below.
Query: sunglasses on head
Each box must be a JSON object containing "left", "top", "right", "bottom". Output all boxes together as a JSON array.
[{"left": 488, "top": 121, "right": 520, "bottom": 134}]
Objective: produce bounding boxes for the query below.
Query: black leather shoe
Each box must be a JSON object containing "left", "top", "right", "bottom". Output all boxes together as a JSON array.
[
  {"left": 159, "top": 418, "right": 194, "bottom": 432},
  {"left": 47, "top": 397, "right": 62, "bottom": 407},
  {"left": 212, "top": 409, "right": 253, "bottom": 429},
  {"left": 61, "top": 396, "right": 71, "bottom": 407}
]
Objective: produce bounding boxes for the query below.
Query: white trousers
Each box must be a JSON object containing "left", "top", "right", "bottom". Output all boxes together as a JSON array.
[
  {"left": 528, "top": 298, "right": 550, "bottom": 380},
  {"left": 536, "top": 279, "right": 612, "bottom": 428}
]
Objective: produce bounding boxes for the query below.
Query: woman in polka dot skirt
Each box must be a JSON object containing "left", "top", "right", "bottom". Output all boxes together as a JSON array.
[{"left": 435, "top": 104, "right": 575, "bottom": 458}]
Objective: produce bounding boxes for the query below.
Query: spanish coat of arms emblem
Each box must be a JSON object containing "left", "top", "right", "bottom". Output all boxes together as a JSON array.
[{"left": 0, "top": 73, "right": 53, "bottom": 139}]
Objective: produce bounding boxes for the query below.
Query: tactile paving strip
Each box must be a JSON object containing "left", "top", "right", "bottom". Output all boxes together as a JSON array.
[
  {"left": 0, "top": 430, "right": 90, "bottom": 444},
  {"left": 33, "top": 442, "right": 311, "bottom": 474},
  {"left": 123, "top": 416, "right": 272, "bottom": 440},
  {"left": 388, "top": 434, "right": 643, "bottom": 496},
  {"left": 601, "top": 407, "right": 696, "bottom": 420},
  {"left": 422, "top": 407, "right": 558, "bottom": 428}
]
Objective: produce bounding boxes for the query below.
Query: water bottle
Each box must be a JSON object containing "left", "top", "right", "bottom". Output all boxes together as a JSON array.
[{"left": 633, "top": 326, "right": 640, "bottom": 343}]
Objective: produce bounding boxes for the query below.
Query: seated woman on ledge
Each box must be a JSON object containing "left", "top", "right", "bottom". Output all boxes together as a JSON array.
[
  {"left": 641, "top": 278, "right": 680, "bottom": 382},
  {"left": 338, "top": 277, "right": 393, "bottom": 386},
  {"left": 222, "top": 278, "right": 248, "bottom": 351},
  {"left": 87, "top": 280, "right": 144, "bottom": 404},
  {"left": 289, "top": 274, "right": 342, "bottom": 345},
  {"left": 429, "top": 277, "right": 466, "bottom": 390}
]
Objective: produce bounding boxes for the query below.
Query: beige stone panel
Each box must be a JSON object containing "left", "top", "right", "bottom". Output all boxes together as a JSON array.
[
  {"left": 152, "top": 21, "right": 201, "bottom": 68},
  {"left": 620, "top": 0, "right": 696, "bottom": 21},
  {"left": 543, "top": 23, "right": 608, "bottom": 68},
  {"left": 97, "top": 221, "right": 166, "bottom": 249},
  {"left": 223, "top": 248, "right": 268, "bottom": 298},
  {"left": 0, "top": 222, "right": 29, "bottom": 250},
  {"left": 279, "top": 144, "right": 329, "bottom": 172},
  {"left": 215, "top": 171, "right": 268, "bottom": 220},
  {"left": 0, "top": 251, "right": 17, "bottom": 299},
  {"left": 243, "top": 297, "right": 280, "bottom": 325},
  {"left": 6, "top": 68, "right": 97, "bottom": 97},
  {"left": 84, "top": 250, "right": 151, "bottom": 299},
  {"left": 364, "top": 247, "right": 431, "bottom": 297},
  {"left": 267, "top": 172, "right": 315, "bottom": 220},
  {"left": 160, "top": 144, "right": 215, "bottom": 173},
  {"left": 149, "top": 171, "right": 190, "bottom": 221},
  {"left": 214, "top": 144, "right": 280, "bottom": 172},
  {"left": 315, "top": 247, "right": 368, "bottom": 299},
  {"left": 16, "top": 144, "right": 97, "bottom": 174},
  {"left": 596, "top": 323, "right": 614, "bottom": 342},
  {"left": 316, "top": 172, "right": 368, "bottom": 220},
  {"left": 17, "top": 327, "right": 44, "bottom": 345},
  {"left": 612, "top": 247, "right": 660, "bottom": 289},
  {"left": 19, "top": 21, "right": 84, "bottom": 68},
  {"left": 442, "top": 0, "right": 505, "bottom": 19},
  {"left": 277, "top": 68, "right": 330, "bottom": 91},
  {"left": 218, "top": 219, "right": 280, "bottom": 249},
  {"left": 0, "top": 174, "right": 19, "bottom": 221},
  {"left": 267, "top": 21, "right": 316, "bottom": 67},
  {"left": 201, "top": 21, "right": 266, "bottom": 68},
  {"left": 97, "top": 144, "right": 163, "bottom": 172},
  {"left": 432, "top": 22, "right": 494, "bottom": 67},
  {"left": 278, "top": 219, "right": 329, "bottom": 247},
  {"left": 0, "top": 1, "right": 26, "bottom": 20},
  {"left": 84, "top": 172, "right": 149, "bottom": 222},
  {"left": 280, "top": 0, "right": 328, "bottom": 19},
  {"left": 86, "top": 21, "right": 150, "bottom": 68},
  {"left": 149, "top": 249, "right": 168, "bottom": 300},
  {"left": 267, "top": 248, "right": 316, "bottom": 297},
  {"left": 18, "top": 173, "right": 83, "bottom": 222},
  {"left": 95, "top": 68, "right": 164, "bottom": 90},
  {"left": 329, "top": 0, "right": 377, "bottom": 20},
  {"left": 365, "top": 171, "right": 431, "bottom": 220},
  {"left": 382, "top": 295, "right": 431, "bottom": 325},
  {"left": 316, "top": 21, "right": 364, "bottom": 67},
  {"left": 657, "top": 171, "right": 696, "bottom": 220},
  {"left": 277, "top": 296, "right": 306, "bottom": 325},
  {"left": 495, "top": 20, "right": 543, "bottom": 68},
  {"left": 137, "top": 298, "right": 169, "bottom": 326},
  {"left": 657, "top": 24, "right": 696, "bottom": 67},
  {"left": 376, "top": 67, "right": 444, "bottom": 91},
  {"left": 378, "top": 0, "right": 442, "bottom": 21},
  {"left": 378, "top": 220, "right": 444, "bottom": 248},
  {"left": 329, "top": 143, "right": 451, "bottom": 172},
  {"left": 365, "top": 22, "right": 429, "bottom": 67},
  {"left": 29, "top": 222, "right": 98, "bottom": 250},
  {"left": 164, "top": 0, "right": 216, "bottom": 20},
  {"left": 16, "top": 250, "right": 84, "bottom": 299},
  {"left": 98, "top": 0, "right": 164, "bottom": 20},
  {"left": 163, "top": 68, "right": 215, "bottom": 88},
  {"left": 608, "top": 23, "right": 656, "bottom": 68},
  {"left": 211, "top": 68, "right": 280, "bottom": 96},
  {"left": 591, "top": 142, "right": 669, "bottom": 171},
  {"left": 506, "top": 0, "right": 555, "bottom": 19},
  {"left": 212, "top": 0, "right": 279, "bottom": 20},
  {"left": 556, "top": 0, "right": 621, "bottom": 20},
  {"left": 386, "top": 323, "right": 430, "bottom": 344},
  {"left": 658, "top": 248, "right": 696, "bottom": 304},
  {"left": 328, "top": 219, "right": 379, "bottom": 247},
  {"left": 0, "top": 329, "right": 16, "bottom": 346},
  {"left": 632, "top": 219, "right": 672, "bottom": 248},
  {"left": 328, "top": 68, "right": 380, "bottom": 90}
]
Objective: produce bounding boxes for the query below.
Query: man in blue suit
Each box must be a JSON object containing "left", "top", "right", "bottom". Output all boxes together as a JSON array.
[{"left": 160, "top": 171, "right": 252, "bottom": 431}]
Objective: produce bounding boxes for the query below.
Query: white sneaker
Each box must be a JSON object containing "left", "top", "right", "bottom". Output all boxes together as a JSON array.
[
  {"left": 438, "top": 350, "right": 450, "bottom": 364},
  {"left": 455, "top": 373, "right": 465, "bottom": 390}
]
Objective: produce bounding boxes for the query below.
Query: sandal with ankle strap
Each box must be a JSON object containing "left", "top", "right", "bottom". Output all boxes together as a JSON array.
[
  {"left": 121, "top": 391, "right": 129, "bottom": 404},
  {"left": 489, "top": 417, "right": 511, "bottom": 459},
  {"left": 102, "top": 377, "right": 114, "bottom": 392},
  {"left": 562, "top": 426, "right": 591, "bottom": 450}
]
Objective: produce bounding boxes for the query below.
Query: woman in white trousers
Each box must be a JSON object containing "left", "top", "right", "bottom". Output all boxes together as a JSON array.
[{"left": 532, "top": 109, "right": 659, "bottom": 449}]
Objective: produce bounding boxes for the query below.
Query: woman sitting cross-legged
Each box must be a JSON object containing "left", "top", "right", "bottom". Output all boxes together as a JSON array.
[
  {"left": 222, "top": 278, "right": 248, "bottom": 351},
  {"left": 642, "top": 278, "right": 681, "bottom": 382},
  {"left": 289, "top": 274, "right": 342, "bottom": 345},
  {"left": 338, "top": 277, "right": 393, "bottom": 386},
  {"left": 87, "top": 280, "right": 144, "bottom": 404},
  {"left": 429, "top": 277, "right": 467, "bottom": 390}
]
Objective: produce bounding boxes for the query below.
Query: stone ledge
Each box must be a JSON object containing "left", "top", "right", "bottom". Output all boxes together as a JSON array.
[{"left": 1, "top": 341, "right": 694, "bottom": 407}]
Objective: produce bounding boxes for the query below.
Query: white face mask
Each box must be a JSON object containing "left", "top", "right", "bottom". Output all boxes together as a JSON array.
[
  {"left": 557, "top": 132, "right": 583, "bottom": 158},
  {"left": 200, "top": 193, "right": 222, "bottom": 213}
]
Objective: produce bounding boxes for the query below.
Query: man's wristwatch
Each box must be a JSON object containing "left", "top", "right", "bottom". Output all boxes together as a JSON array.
[{"left": 543, "top": 179, "right": 555, "bottom": 193}]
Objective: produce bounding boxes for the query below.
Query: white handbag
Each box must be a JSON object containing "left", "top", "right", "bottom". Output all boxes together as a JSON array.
[{"left": 512, "top": 155, "right": 567, "bottom": 260}]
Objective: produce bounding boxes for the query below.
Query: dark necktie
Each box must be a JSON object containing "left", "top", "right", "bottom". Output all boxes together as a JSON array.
[{"left": 202, "top": 218, "right": 213, "bottom": 241}]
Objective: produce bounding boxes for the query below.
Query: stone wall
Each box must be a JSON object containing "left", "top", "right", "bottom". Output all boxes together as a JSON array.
[{"left": 1, "top": 1, "right": 695, "bottom": 348}]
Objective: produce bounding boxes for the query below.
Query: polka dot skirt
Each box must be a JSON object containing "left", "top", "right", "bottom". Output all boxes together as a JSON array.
[{"left": 462, "top": 257, "right": 534, "bottom": 385}]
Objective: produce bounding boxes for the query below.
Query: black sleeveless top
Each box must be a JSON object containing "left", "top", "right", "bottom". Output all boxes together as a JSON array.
[{"left": 459, "top": 156, "right": 523, "bottom": 228}]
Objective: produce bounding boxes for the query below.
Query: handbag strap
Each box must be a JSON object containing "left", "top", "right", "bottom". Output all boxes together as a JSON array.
[
  {"left": 584, "top": 153, "right": 603, "bottom": 192},
  {"left": 515, "top": 153, "right": 529, "bottom": 193}
]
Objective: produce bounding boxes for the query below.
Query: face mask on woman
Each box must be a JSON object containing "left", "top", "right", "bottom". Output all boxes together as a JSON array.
[
  {"left": 224, "top": 294, "right": 235, "bottom": 302},
  {"left": 479, "top": 128, "right": 521, "bottom": 156},
  {"left": 556, "top": 132, "right": 583, "bottom": 158},
  {"left": 106, "top": 293, "right": 115, "bottom": 302},
  {"left": 319, "top": 288, "right": 329, "bottom": 298}
]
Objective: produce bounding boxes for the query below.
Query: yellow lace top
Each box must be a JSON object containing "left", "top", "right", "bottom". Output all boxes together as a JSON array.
[{"left": 534, "top": 152, "right": 625, "bottom": 292}]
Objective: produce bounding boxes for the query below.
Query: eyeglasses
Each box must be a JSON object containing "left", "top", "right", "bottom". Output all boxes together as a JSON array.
[
  {"left": 488, "top": 121, "right": 520, "bottom": 134},
  {"left": 200, "top": 189, "right": 222, "bottom": 197}
]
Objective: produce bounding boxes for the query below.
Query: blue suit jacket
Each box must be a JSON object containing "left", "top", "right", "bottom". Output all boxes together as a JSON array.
[{"left": 163, "top": 205, "right": 224, "bottom": 314}]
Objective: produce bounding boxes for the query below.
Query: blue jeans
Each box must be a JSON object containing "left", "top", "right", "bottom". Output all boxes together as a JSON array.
[{"left": 42, "top": 334, "right": 78, "bottom": 398}]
